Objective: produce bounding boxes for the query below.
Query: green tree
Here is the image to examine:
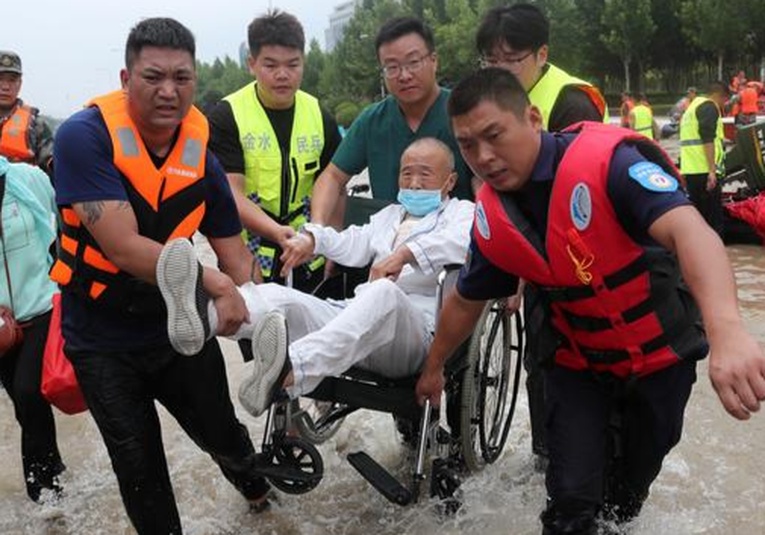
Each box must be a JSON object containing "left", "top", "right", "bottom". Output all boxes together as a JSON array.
[
  {"left": 648, "top": 0, "right": 699, "bottom": 93},
  {"left": 743, "top": 0, "right": 765, "bottom": 82},
  {"left": 303, "top": 39, "right": 325, "bottom": 97},
  {"left": 329, "top": 0, "right": 406, "bottom": 104},
  {"left": 601, "top": 0, "right": 656, "bottom": 91},
  {"left": 430, "top": 0, "right": 481, "bottom": 84},
  {"left": 195, "top": 56, "right": 251, "bottom": 111},
  {"left": 680, "top": 0, "right": 749, "bottom": 80},
  {"left": 561, "top": 0, "right": 620, "bottom": 88}
]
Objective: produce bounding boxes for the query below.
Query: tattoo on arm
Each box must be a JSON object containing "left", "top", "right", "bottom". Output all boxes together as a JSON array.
[
  {"left": 81, "top": 200, "right": 131, "bottom": 225},
  {"left": 82, "top": 201, "right": 105, "bottom": 225}
]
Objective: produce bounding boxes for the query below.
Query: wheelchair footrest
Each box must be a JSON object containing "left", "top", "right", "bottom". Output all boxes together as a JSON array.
[{"left": 347, "top": 451, "right": 413, "bottom": 506}]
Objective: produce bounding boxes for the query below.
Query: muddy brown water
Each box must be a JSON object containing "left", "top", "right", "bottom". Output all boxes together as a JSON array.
[{"left": 1, "top": 242, "right": 764, "bottom": 534}]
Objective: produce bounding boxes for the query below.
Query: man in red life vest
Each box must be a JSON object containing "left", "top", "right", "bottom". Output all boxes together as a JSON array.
[{"left": 416, "top": 68, "right": 765, "bottom": 534}]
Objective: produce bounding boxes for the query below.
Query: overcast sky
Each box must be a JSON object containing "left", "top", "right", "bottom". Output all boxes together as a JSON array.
[{"left": 4, "top": 0, "right": 341, "bottom": 118}]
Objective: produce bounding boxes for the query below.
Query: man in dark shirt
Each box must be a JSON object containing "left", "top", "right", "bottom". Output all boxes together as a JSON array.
[
  {"left": 208, "top": 10, "right": 342, "bottom": 291},
  {"left": 416, "top": 68, "right": 765, "bottom": 534},
  {"left": 53, "top": 18, "right": 270, "bottom": 534}
]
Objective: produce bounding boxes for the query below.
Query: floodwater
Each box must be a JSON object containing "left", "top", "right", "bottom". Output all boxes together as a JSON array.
[{"left": 1, "top": 243, "right": 764, "bottom": 535}]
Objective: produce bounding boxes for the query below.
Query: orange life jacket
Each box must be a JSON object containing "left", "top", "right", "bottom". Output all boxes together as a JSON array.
[
  {"left": 0, "top": 103, "right": 35, "bottom": 162},
  {"left": 473, "top": 123, "right": 705, "bottom": 377},
  {"left": 740, "top": 87, "right": 759, "bottom": 114},
  {"left": 50, "top": 90, "right": 208, "bottom": 307}
]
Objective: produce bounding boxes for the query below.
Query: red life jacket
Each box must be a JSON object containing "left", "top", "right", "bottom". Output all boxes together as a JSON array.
[
  {"left": 50, "top": 90, "right": 208, "bottom": 308},
  {"left": 473, "top": 122, "right": 705, "bottom": 377},
  {"left": 0, "top": 103, "right": 35, "bottom": 162}
]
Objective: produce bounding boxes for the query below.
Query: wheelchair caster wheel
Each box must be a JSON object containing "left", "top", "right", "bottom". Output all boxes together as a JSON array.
[
  {"left": 430, "top": 458, "right": 461, "bottom": 503},
  {"left": 267, "top": 437, "right": 324, "bottom": 494}
]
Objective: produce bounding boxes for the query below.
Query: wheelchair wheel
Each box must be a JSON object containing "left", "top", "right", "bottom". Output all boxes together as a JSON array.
[
  {"left": 267, "top": 436, "right": 324, "bottom": 494},
  {"left": 291, "top": 398, "right": 347, "bottom": 444},
  {"left": 459, "top": 299, "right": 524, "bottom": 471}
]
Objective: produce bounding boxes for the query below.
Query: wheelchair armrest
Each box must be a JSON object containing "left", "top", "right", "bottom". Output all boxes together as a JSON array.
[{"left": 436, "top": 264, "right": 463, "bottom": 324}]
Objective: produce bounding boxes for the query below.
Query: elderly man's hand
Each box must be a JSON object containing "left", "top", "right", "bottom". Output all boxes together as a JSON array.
[
  {"left": 280, "top": 232, "right": 315, "bottom": 277},
  {"left": 369, "top": 246, "right": 412, "bottom": 282}
]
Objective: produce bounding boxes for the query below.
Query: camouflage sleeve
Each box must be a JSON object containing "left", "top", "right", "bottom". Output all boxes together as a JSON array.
[{"left": 32, "top": 112, "right": 54, "bottom": 175}]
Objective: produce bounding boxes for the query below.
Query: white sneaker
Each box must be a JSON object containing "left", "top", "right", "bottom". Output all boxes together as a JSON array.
[
  {"left": 238, "top": 311, "right": 291, "bottom": 417},
  {"left": 156, "top": 238, "right": 210, "bottom": 356}
]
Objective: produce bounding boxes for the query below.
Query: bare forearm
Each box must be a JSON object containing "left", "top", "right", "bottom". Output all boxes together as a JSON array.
[
  {"left": 703, "top": 143, "right": 716, "bottom": 173},
  {"left": 209, "top": 235, "right": 256, "bottom": 286},
  {"left": 676, "top": 225, "right": 741, "bottom": 344},
  {"left": 311, "top": 164, "right": 350, "bottom": 225},
  {"left": 653, "top": 207, "right": 741, "bottom": 341},
  {"left": 424, "top": 291, "right": 486, "bottom": 371},
  {"left": 74, "top": 200, "right": 163, "bottom": 283}
]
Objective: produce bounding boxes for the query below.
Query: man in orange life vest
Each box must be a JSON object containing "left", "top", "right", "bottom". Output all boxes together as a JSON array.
[
  {"left": 51, "top": 18, "right": 271, "bottom": 534},
  {"left": 0, "top": 51, "right": 53, "bottom": 171},
  {"left": 415, "top": 68, "right": 765, "bottom": 534},
  {"left": 738, "top": 82, "right": 760, "bottom": 126}
]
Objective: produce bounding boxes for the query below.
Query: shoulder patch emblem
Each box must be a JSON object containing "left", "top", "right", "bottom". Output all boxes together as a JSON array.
[
  {"left": 475, "top": 201, "right": 491, "bottom": 240},
  {"left": 570, "top": 183, "right": 592, "bottom": 231},
  {"left": 628, "top": 161, "right": 678, "bottom": 192}
]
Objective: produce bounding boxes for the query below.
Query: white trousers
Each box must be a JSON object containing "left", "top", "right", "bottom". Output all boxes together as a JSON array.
[{"left": 233, "top": 279, "right": 433, "bottom": 397}]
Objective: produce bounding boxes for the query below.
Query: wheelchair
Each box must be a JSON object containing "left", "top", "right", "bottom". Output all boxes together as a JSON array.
[{"left": 253, "top": 194, "right": 526, "bottom": 508}]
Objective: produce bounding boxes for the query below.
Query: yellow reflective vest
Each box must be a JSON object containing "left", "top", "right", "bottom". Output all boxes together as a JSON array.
[
  {"left": 679, "top": 96, "right": 724, "bottom": 175},
  {"left": 225, "top": 84, "right": 325, "bottom": 279},
  {"left": 528, "top": 63, "right": 609, "bottom": 129},
  {"left": 631, "top": 104, "right": 654, "bottom": 139}
]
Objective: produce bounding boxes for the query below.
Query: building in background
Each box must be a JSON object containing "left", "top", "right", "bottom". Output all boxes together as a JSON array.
[{"left": 325, "top": 0, "right": 362, "bottom": 52}]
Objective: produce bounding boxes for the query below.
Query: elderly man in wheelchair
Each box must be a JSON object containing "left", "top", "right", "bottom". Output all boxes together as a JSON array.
[{"left": 156, "top": 137, "right": 524, "bottom": 508}]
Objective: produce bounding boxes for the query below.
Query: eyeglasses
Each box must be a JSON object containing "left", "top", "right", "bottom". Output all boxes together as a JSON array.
[
  {"left": 479, "top": 50, "right": 534, "bottom": 69},
  {"left": 380, "top": 53, "right": 432, "bottom": 79}
]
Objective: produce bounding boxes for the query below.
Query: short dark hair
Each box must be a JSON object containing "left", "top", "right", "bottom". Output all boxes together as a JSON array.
[
  {"left": 708, "top": 80, "right": 729, "bottom": 97},
  {"left": 375, "top": 17, "right": 435, "bottom": 58},
  {"left": 448, "top": 68, "right": 530, "bottom": 119},
  {"left": 125, "top": 18, "right": 195, "bottom": 70},
  {"left": 248, "top": 10, "right": 305, "bottom": 58},
  {"left": 476, "top": 3, "right": 548, "bottom": 56}
]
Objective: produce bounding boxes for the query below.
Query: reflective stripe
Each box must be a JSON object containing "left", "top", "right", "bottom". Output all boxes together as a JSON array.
[
  {"left": 680, "top": 139, "right": 704, "bottom": 146},
  {"left": 116, "top": 127, "right": 140, "bottom": 157},
  {"left": 181, "top": 138, "right": 202, "bottom": 168}
]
